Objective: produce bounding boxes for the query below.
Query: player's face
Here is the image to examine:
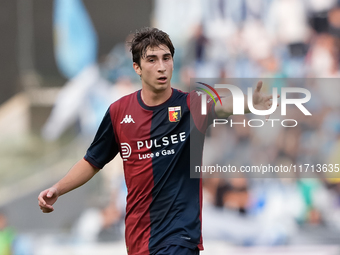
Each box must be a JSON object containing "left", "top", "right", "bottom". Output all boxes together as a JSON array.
[{"left": 133, "top": 44, "right": 173, "bottom": 93}]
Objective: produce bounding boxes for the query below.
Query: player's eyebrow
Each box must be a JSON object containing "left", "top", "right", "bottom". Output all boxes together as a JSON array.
[{"left": 146, "top": 53, "right": 171, "bottom": 58}]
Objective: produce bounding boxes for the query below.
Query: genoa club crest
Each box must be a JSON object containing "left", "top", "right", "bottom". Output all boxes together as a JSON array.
[{"left": 168, "top": 106, "right": 181, "bottom": 122}]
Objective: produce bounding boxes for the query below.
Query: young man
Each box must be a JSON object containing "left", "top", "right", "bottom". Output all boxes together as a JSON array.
[{"left": 38, "top": 28, "right": 273, "bottom": 255}]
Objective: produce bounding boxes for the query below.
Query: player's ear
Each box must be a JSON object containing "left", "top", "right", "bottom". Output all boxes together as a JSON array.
[{"left": 133, "top": 62, "right": 142, "bottom": 76}]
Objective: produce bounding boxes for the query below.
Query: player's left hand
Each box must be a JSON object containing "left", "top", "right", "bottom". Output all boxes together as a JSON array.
[{"left": 252, "top": 81, "right": 279, "bottom": 120}]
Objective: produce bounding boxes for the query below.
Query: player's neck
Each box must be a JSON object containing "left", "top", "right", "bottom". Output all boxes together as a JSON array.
[{"left": 141, "top": 87, "right": 172, "bottom": 107}]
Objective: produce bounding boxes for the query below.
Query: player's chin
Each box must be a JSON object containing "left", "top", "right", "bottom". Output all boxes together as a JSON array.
[{"left": 154, "top": 83, "right": 170, "bottom": 91}]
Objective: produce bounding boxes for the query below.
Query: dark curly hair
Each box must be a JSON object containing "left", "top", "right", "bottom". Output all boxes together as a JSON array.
[{"left": 129, "top": 27, "right": 175, "bottom": 67}]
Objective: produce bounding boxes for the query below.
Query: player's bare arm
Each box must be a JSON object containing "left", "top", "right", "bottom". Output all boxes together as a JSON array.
[
  {"left": 215, "top": 81, "right": 279, "bottom": 118},
  {"left": 38, "top": 158, "right": 99, "bottom": 213}
]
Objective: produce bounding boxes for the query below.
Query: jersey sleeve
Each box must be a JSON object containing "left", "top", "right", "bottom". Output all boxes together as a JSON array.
[
  {"left": 84, "top": 107, "right": 119, "bottom": 169},
  {"left": 187, "top": 90, "right": 217, "bottom": 133}
]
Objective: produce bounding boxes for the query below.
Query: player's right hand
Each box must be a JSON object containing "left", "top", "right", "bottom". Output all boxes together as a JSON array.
[{"left": 38, "top": 187, "right": 59, "bottom": 213}]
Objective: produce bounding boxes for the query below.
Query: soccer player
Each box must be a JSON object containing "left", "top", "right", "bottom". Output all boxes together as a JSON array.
[{"left": 38, "top": 28, "right": 274, "bottom": 255}]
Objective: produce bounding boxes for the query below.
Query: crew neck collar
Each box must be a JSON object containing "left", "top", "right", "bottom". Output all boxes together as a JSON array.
[{"left": 137, "top": 88, "right": 175, "bottom": 111}]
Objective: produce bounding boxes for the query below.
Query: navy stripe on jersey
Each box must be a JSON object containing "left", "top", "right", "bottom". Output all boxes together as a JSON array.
[{"left": 84, "top": 108, "right": 119, "bottom": 169}]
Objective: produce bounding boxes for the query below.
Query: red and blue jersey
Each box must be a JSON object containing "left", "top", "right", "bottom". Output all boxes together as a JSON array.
[{"left": 84, "top": 88, "right": 215, "bottom": 255}]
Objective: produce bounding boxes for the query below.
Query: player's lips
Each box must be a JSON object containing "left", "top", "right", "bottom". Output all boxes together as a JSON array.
[{"left": 157, "top": 76, "right": 167, "bottom": 83}]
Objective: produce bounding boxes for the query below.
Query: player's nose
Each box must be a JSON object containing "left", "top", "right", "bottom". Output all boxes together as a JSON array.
[{"left": 158, "top": 60, "right": 166, "bottom": 72}]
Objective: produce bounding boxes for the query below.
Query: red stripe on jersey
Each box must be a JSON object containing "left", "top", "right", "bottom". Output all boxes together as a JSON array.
[
  {"left": 198, "top": 177, "right": 204, "bottom": 250},
  {"left": 109, "top": 93, "right": 154, "bottom": 255},
  {"left": 187, "top": 91, "right": 211, "bottom": 134},
  {"left": 187, "top": 91, "right": 206, "bottom": 250}
]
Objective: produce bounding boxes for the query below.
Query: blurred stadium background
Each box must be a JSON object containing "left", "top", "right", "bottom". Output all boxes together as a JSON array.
[{"left": 1, "top": 0, "right": 340, "bottom": 254}]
